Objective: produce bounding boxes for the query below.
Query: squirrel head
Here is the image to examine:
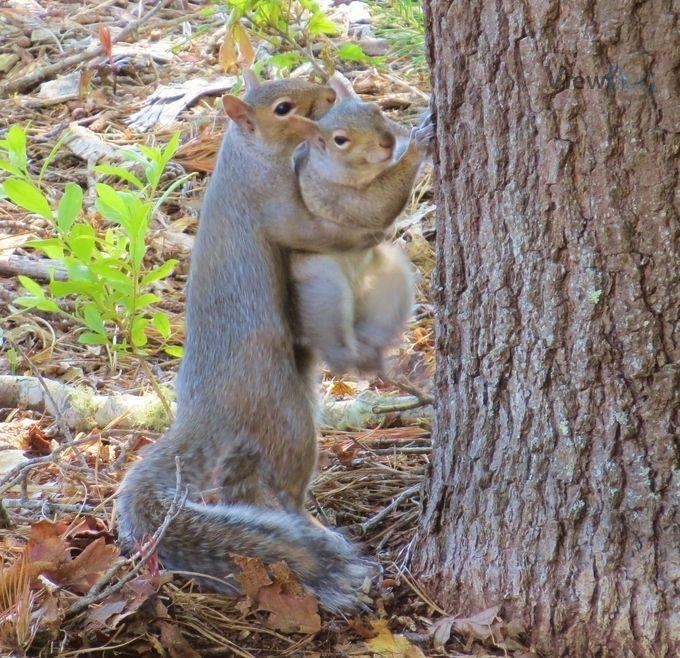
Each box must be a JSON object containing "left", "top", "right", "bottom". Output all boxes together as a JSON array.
[
  {"left": 221, "top": 71, "right": 336, "bottom": 154},
  {"left": 288, "top": 91, "right": 398, "bottom": 187}
]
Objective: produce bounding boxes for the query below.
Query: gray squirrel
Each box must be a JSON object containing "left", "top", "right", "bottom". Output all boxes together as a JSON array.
[
  {"left": 117, "top": 75, "right": 393, "bottom": 613},
  {"left": 288, "top": 73, "right": 433, "bottom": 373}
]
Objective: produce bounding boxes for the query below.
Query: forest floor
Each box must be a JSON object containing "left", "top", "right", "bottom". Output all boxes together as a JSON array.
[{"left": 0, "top": 1, "right": 532, "bottom": 656}]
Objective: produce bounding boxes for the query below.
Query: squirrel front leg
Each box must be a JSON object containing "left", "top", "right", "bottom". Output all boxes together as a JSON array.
[{"left": 263, "top": 199, "right": 386, "bottom": 253}]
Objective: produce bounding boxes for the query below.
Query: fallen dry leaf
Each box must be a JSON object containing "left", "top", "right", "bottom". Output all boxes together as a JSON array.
[
  {"left": 67, "top": 515, "right": 115, "bottom": 550},
  {"left": 431, "top": 605, "right": 501, "bottom": 650},
  {"left": 24, "top": 520, "right": 119, "bottom": 593},
  {"left": 365, "top": 619, "right": 425, "bottom": 658},
  {"left": 54, "top": 537, "right": 119, "bottom": 594},
  {"left": 258, "top": 582, "right": 321, "bottom": 634},
  {"left": 233, "top": 557, "right": 321, "bottom": 633},
  {"left": 152, "top": 597, "right": 201, "bottom": 658},
  {"left": 233, "top": 554, "right": 273, "bottom": 602},
  {"left": 329, "top": 379, "right": 357, "bottom": 397},
  {"left": 26, "top": 519, "right": 71, "bottom": 567},
  {"left": 330, "top": 439, "right": 362, "bottom": 466},
  {"left": 25, "top": 424, "right": 52, "bottom": 456}
]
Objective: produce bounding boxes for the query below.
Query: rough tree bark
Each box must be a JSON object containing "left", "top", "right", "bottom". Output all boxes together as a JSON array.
[{"left": 413, "top": 1, "right": 679, "bottom": 656}]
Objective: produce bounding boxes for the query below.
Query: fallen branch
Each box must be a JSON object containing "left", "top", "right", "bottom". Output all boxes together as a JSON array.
[
  {"left": 0, "top": 255, "right": 68, "bottom": 282},
  {"left": 0, "top": 0, "right": 175, "bottom": 98},
  {"left": 0, "top": 375, "right": 172, "bottom": 433},
  {"left": 0, "top": 375, "right": 432, "bottom": 433}
]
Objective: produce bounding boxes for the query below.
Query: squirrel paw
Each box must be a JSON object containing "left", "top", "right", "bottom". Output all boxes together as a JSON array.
[
  {"left": 411, "top": 112, "right": 435, "bottom": 152},
  {"left": 309, "top": 527, "right": 378, "bottom": 612}
]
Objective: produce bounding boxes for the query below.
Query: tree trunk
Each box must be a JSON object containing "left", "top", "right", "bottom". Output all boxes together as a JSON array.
[{"left": 413, "top": 1, "right": 679, "bottom": 656}]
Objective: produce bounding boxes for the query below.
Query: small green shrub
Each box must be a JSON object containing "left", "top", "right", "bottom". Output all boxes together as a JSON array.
[
  {"left": 213, "top": 0, "right": 379, "bottom": 75},
  {"left": 0, "top": 125, "right": 186, "bottom": 358}
]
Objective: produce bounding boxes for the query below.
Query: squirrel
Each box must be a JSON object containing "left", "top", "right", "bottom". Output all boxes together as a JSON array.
[
  {"left": 116, "top": 73, "right": 393, "bottom": 612},
  {"left": 287, "top": 72, "right": 433, "bottom": 373}
]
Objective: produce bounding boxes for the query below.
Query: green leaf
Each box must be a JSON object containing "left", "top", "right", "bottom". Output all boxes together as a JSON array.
[
  {"left": 141, "top": 259, "right": 178, "bottom": 286},
  {"left": 18, "top": 275, "right": 46, "bottom": 298},
  {"left": 267, "top": 52, "right": 304, "bottom": 72},
  {"left": 68, "top": 224, "right": 96, "bottom": 261},
  {"left": 57, "top": 183, "right": 84, "bottom": 234},
  {"left": 66, "top": 261, "right": 96, "bottom": 282},
  {"left": 50, "top": 279, "right": 99, "bottom": 298},
  {"left": 79, "top": 332, "right": 108, "bottom": 345},
  {"left": 151, "top": 312, "right": 171, "bottom": 339},
  {"left": 130, "top": 231, "right": 148, "bottom": 270},
  {"left": 0, "top": 159, "right": 23, "bottom": 176},
  {"left": 83, "top": 304, "right": 106, "bottom": 334},
  {"left": 87, "top": 261, "right": 132, "bottom": 285},
  {"left": 336, "top": 43, "right": 372, "bottom": 63},
  {"left": 5, "top": 125, "right": 27, "bottom": 169},
  {"left": 3, "top": 179, "right": 53, "bottom": 220},
  {"left": 13, "top": 295, "right": 40, "bottom": 309},
  {"left": 132, "top": 293, "right": 161, "bottom": 310},
  {"left": 130, "top": 316, "right": 149, "bottom": 347},
  {"left": 160, "top": 132, "right": 181, "bottom": 167},
  {"left": 308, "top": 10, "right": 339, "bottom": 36},
  {"left": 164, "top": 344, "right": 184, "bottom": 358},
  {"left": 26, "top": 238, "right": 64, "bottom": 260},
  {"left": 95, "top": 183, "right": 130, "bottom": 222},
  {"left": 94, "top": 165, "right": 144, "bottom": 189},
  {"left": 14, "top": 295, "right": 61, "bottom": 313},
  {"left": 105, "top": 278, "right": 135, "bottom": 296},
  {"left": 145, "top": 160, "right": 162, "bottom": 190}
]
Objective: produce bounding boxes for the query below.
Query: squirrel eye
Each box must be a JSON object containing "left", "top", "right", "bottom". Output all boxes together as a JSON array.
[
  {"left": 333, "top": 134, "right": 350, "bottom": 147},
  {"left": 274, "top": 101, "right": 294, "bottom": 116}
]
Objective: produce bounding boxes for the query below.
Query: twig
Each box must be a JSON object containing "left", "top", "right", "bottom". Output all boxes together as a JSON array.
[
  {"left": 9, "top": 341, "right": 85, "bottom": 466},
  {"left": 0, "top": 434, "right": 101, "bottom": 497},
  {"left": 137, "top": 356, "right": 174, "bottom": 423},
  {"left": 381, "top": 71, "right": 431, "bottom": 101},
  {"left": 357, "top": 482, "right": 421, "bottom": 533},
  {"left": 2, "top": 499, "right": 96, "bottom": 514},
  {"left": 0, "top": 0, "right": 175, "bottom": 97},
  {"left": 380, "top": 375, "right": 434, "bottom": 407},
  {"left": 65, "top": 456, "right": 186, "bottom": 618},
  {"left": 102, "top": 431, "right": 149, "bottom": 474},
  {"left": 371, "top": 396, "right": 430, "bottom": 414}
]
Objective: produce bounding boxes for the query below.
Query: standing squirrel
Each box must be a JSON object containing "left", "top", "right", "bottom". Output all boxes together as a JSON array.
[
  {"left": 117, "top": 74, "right": 390, "bottom": 612},
  {"left": 288, "top": 73, "right": 433, "bottom": 373}
]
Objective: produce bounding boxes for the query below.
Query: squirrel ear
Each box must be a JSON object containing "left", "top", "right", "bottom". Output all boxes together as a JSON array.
[
  {"left": 287, "top": 115, "right": 319, "bottom": 139},
  {"left": 328, "top": 72, "right": 358, "bottom": 100},
  {"left": 242, "top": 68, "right": 260, "bottom": 93},
  {"left": 222, "top": 95, "right": 257, "bottom": 134}
]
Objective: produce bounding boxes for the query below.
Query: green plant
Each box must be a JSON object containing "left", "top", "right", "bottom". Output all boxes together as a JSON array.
[
  {"left": 0, "top": 125, "right": 186, "bottom": 358},
  {"left": 214, "top": 0, "right": 376, "bottom": 75},
  {"left": 373, "top": 0, "right": 426, "bottom": 74}
]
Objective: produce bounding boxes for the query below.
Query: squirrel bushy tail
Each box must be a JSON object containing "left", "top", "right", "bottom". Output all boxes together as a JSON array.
[{"left": 117, "top": 474, "right": 370, "bottom": 612}]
